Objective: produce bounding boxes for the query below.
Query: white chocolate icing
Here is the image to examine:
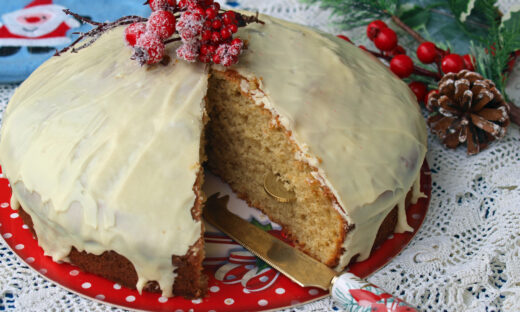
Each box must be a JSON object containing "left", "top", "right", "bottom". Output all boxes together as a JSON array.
[
  {"left": 0, "top": 12, "right": 427, "bottom": 294},
  {"left": 231, "top": 13, "right": 427, "bottom": 268},
  {"left": 0, "top": 27, "right": 207, "bottom": 297}
]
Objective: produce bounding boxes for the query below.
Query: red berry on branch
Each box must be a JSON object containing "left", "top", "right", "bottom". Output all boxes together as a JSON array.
[
  {"left": 374, "top": 28, "right": 397, "bottom": 51},
  {"left": 416, "top": 42, "right": 438, "bottom": 64},
  {"left": 425, "top": 89, "right": 439, "bottom": 111},
  {"left": 441, "top": 54, "right": 464, "bottom": 73},
  {"left": 408, "top": 81, "right": 427, "bottom": 102},
  {"left": 206, "top": 7, "right": 218, "bottom": 19},
  {"left": 210, "top": 2, "right": 220, "bottom": 11},
  {"left": 213, "top": 53, "right": 221, "bottom": 64},
  {"left": 337, "top": 34, "right": 352, "bottom": 43},
  {"left": 223, "top": 11, "right": 236, "bottom": 25},
  {"left": 212, "top": 19, "right": 223, "bottom": 30},
  {"left": 149, "top": 0, "right": 176, "bottom": 11},
  {"left": 387, "top": 45, "right": 406, "bottom": 57},
  {"left": 231, "top": 38, "right": 242, "bottom": 46},
  {"left": 124, "top": 22, "right": 146, "bottom": 47},
  {"left": 176, "top": 41, "right": 200, "bottom": 62},
  {"left": 193, "top": 6, "right": 205, "bottom": 17},
  {"left": 135, "top": 32, "right": 165, "bottom": 64},
  {"left": 390, "top": 54, "right": 414, "bottom": 78},
  {"left": 221, "top": 28, "right": 232, "bottom": 40},
  {"left": 463, "top": 54, "right": 475, "bottom": 71},
  {"left": 211, "top": 31, "right": 221, "bottom": 43},
  {"left": 366, "top": 20, "right": 387, "bottom": 41},
  {"left": 147, "top": 10, "right": 176, "bottom": 39},
  {"left": 228, "top": 24, "right": 238, "bottom": 33},
  {"left": 201, "top": 29, "right": 212, "bottom": 41}
]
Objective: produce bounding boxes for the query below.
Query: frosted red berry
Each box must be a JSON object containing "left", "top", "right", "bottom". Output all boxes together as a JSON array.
[
  {"left": 228, "top": 24, "right": 238, "bottom": 33},
  {"left": 147, "top": 10, "right": 176, "bottom": 39},
  {"left": 441, "top": 54, "right": 464, "bottom": 73},
  {"left": 221, "top": 28, "right": 232, "bottom": 40},
  {"left": 176, "top": 42, "right": 199, "bottom": 62},
  {"left": 193, "top": 6, "right": 205, "bottom": 16},
  {"left": 231, "top": 38, "right": 242, "bottom": 46},
  {"left": 366, "top": 20, "right": 387, "bottom": 41},
  {"left": 408, "top": 81, "right": 428, "bottom": 102},
  {"left": 337, "top": 34, "right": 352, "bottom": 43},
  {"left": 211, "top": 31, "right": 221, "bottom": 43},
  {"left": 206, "top": 7, "right": 218, "bottom": 19},
  {"left": 374, "top": 28, "right": 397, "bottom": 51},
  {"left": 212, "top": 19, "right": 223, "bottom": 30},
  {"left": 390, "top": 54, "right": 414, "bottom": 78},
  {"left": 223, "top": 11, "right": 236, "bottom": 25},
  {"left": 135, "top": 32, "right": 165, "bottom": 64},
  {"left": 149, "top": 0, "right": 176, "bottom": 11},
  {"left": 211, "top": 2, "right": 220, "bottom": 10},
  {"left": 416, "top": 42, "right": 438, "bottom": 64},
  {"left": 201, "top": 29, "right": 212, "bottom": 41},
  {"left": 125, "top": 22, "right": 146, "bottom": 47},
  {"left": 463, "top": 54, "right": 475, "bottom": 71}
]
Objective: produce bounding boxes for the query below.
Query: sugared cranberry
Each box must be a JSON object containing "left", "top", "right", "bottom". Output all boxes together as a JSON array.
[
  {"left": 124, "top": 22, "right": 146, "bottom": 47},
  {"left": 222, "top": 11, "right": 236, "bottom": 25},
  {"left": 135, "top": 32, "right": 165, "bottom": 64},
  {"left": 463, "top": 54, "right": 475, "bottom": 71},
  {"left": 147, "top": 10, "right": 176, "bottom": 39}
]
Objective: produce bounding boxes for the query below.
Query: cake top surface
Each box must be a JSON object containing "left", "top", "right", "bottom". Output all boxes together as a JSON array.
[
  {"left": 0, "top": 12, "right": 427, "bottom": 294},
  {"left": 232, "top": 14, "right": 427, "bottom": 221},
  {"left": 0, "top": 27, "right": 207, "bottom": 296}
]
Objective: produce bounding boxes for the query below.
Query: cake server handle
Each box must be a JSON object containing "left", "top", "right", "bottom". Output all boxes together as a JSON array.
[{"left": 330, "top": 272, "right": 418, "bottom": 311}]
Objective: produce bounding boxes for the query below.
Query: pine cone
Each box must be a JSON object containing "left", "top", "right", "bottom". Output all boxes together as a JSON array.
[{"left": 427, "top": 70, "right": 510, "bottom": 155}]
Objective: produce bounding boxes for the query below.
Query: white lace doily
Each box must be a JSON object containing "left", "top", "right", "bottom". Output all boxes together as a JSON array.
[{"left": 1, "top": 1, "right": 520, "bottom": 311}]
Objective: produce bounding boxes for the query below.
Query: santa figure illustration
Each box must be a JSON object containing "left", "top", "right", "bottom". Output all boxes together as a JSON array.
[{"left": 0, "top": 0, "right": 80, "bottom": 53}]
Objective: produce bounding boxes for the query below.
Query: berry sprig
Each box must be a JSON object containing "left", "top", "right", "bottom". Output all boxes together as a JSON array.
[
  {"left": 57, "top": 2, "right": 263, "bottom": 67},
  {"left": 126, "top": 0, "right": 263, "bottom": 66}
]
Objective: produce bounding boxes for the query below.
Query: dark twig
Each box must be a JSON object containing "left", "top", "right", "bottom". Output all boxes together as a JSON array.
[
  {"left": 55, "top": 10, "right": 147, "bottom": 56},
  {"left": 389, "top": 14, "right": 426, "bottom": 44}
]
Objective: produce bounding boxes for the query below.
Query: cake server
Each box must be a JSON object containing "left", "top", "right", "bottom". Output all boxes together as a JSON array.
[{"left": 203, "top": 193, "right": 417, "bottom": 311}]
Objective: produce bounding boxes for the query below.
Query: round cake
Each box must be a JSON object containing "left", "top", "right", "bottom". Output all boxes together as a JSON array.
[{"left": 0, "top": 12, "right": 427, "bottom": 298}]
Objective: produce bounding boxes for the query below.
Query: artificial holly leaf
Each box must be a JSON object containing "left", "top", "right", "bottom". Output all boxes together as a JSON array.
[
  {"left": 397, "top": 4, "right": 431, "bottom": 30},
  {"left": 500, "top": 5, "right": 520, "bottom": 50},
  {"left": 448, "top": 0, "right": 477, "bottom": 22}
]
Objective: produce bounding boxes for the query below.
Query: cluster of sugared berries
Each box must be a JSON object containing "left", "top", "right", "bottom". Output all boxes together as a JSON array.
[
  {"left": 124, "top": 0, "right": 244, "bottom": 66},
  {"left": 341, "top": 20, "right": 477, "bottom": 104}
]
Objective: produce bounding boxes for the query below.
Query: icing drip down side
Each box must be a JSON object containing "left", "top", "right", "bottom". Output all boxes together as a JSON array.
[
  {"left": 231, "top": 13, "right": 427, "bottom": 269},
  {"left": 0, "top": 28, "right": 208, "bottom": 297}
]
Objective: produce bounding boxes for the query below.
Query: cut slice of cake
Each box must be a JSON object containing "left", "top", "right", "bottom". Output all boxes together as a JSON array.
[{"left": 0, "top": 12, "right": 427, "bottom": 298}]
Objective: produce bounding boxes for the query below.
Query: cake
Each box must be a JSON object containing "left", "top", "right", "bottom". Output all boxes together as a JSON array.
[{"left": 0, "top": 12, "right": 427, "bottom": 298}]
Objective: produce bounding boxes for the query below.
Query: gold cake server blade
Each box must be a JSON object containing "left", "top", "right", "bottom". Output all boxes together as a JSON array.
[{"left": 203, "top": 193, "right": 417, "bottom": 311}]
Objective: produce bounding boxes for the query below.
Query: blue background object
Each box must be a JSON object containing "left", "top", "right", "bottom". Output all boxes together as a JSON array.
[{"left": 0, "top": 0, "right": 151, "bottom": 83}]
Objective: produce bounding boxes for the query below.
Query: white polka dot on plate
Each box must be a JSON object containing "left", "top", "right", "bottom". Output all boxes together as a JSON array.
[
  {"left": 3, "top": 233, "right": 12, "bottom": 239},
  {"left": 81, "top": 282, "right": 91, "bottom": 289},
  {"left": 308, "top": 289, "right": 319, "bottom": 295},
  {"left": 158, "top": 296, "right": 168, "bottom": 303},
  {"left": 209, "top": 286, "right": 219, "bottom": 293},
  {"left": 25, "top": 257, "right": 35, "bottom": 264},
  {"left": 10, "top": 213, "right": 18, "bottom": 219},
  {"left": 243, "top": 288, "right": 250, "bottom": 294},
  {"left": 69, "top": 270, "right": 79, "bottom": 276},
  {"left": 22, "top": 224, "right": 29, "bottom": 229},
  {"left": 39, "top": 268, "right": 47, "bottom": 274},
  {"left": 95, "top": 294, "right": 105, "bottom": 300},
  {"left": 258, "top": 299, "right": 268, "bottom": 306},
  {"left": 113, "top": 283, "right": 121, "bottom": 290},
  {"left": 275, "top": 288, "right": 285, "bottom": 294},
  {"left": 191, "top": 298, "right": 202, "bottom": 304},
  {"left": 15, "top": 244, "right": 24, "bottom": 250},
  {"left": 1, "top": 202, "right": 9, "bottom": 208},
  {"left": 0, "top": 223, "right": 2, "bottom": 227},
  {"left": 388, "top": 234, "right": 394, "bottom": 240},
  {"left": 174, "top": 310, "right": 184, "bottom": 312},
  {"left": 125, "top": 296, "right": 135, "bottom": 302},
  {"left": 224, "top": 298, "right": 234, "bottom": 305}
]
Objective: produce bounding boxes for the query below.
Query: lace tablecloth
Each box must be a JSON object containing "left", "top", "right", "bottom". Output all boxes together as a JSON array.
[{"left": 1, "top": 0, "right": 520, "bottom": 311}]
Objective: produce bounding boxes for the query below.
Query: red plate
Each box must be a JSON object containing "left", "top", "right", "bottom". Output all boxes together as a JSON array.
[{"left": 0, "top": 162, "right": 431, "bottom": 311}]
